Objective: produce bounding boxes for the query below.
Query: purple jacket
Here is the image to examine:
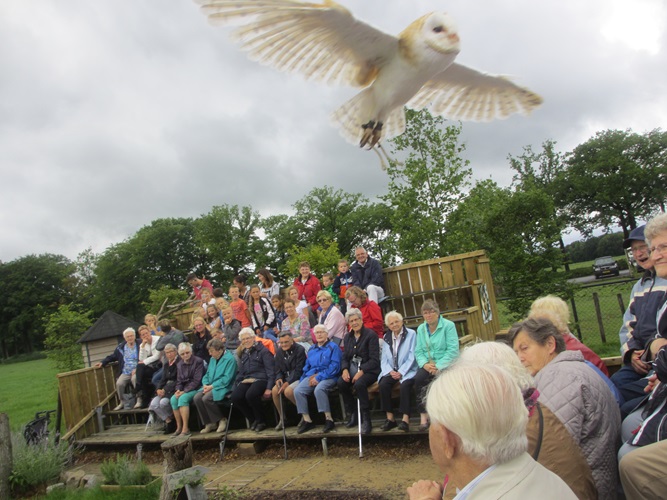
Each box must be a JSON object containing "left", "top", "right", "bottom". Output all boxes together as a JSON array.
[{"left": 175, "top": 355, "right": 205, "bottom": 393}]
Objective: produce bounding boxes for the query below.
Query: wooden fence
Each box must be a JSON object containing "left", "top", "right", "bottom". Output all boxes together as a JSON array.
[{"left": 57, "top": 365, "right": 117, "bottom": 441}]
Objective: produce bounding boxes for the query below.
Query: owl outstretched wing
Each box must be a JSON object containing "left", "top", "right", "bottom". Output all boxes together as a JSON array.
[
  {"left": 407, "top": 62, "right": 543, "bottom": 121},
  {"left": 195, "top": 0, "right": 399, "bottom": 87}
]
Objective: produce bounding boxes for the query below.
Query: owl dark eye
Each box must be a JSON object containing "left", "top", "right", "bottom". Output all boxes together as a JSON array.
[{"left": 433, "top": 26, "right": 444, "bottom": 33}]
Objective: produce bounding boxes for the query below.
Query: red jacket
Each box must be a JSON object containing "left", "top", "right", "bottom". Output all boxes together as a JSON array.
[
  {"left": 564, "top": 333, "right": 609, "bottom": 376},
  {"left": 352, "top": 300, "right": 385, "bottom": 338},
  {"left": 293, "top": 274, "right": 322, "bottom": 313}
]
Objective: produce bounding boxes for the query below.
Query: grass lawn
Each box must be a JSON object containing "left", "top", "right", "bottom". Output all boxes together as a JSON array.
[
  {"left": 0, "top": 358, "right": 60, "bottom": 431},
  {"left": 497, "top": 279, "right": 636, "bottom": 358}
]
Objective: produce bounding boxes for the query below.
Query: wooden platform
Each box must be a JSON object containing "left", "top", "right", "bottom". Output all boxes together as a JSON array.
[{"left": 76, "top": 421, "right": 428, "bottom": 447}]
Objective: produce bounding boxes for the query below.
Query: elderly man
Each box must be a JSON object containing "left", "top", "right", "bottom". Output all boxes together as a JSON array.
[
  {"left": 612, "top": 225, "right": 667, "bottom": 407},
  {"left": 96, "top": 327, "right": 141, "bottom": 410},
  {"left": 407, "top": 362, "right": 576, "bottom": 499},
  {"left": 272, "top": 332, "right": 307, "bottom": 430},
  {"left": 350, "top": 246, "right": 385, "bottom": 304}
]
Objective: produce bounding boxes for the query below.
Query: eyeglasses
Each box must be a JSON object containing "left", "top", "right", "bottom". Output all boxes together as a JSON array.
[
  {"left": 317, "top": 298, "right": 329, "bottom": 303},
  {"left": 649, "top": 244, "right": 667, "bottom": 257}
]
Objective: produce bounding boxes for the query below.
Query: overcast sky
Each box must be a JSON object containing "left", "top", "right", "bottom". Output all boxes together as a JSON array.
[{"left": 1, "top": 0, "right": 665, "bottom": 263}]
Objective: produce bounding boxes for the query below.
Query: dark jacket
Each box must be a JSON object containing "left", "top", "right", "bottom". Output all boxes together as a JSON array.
[
  {"left": 223, "top": 319, "right": 242, "bottom": 350},
  {"left": 192, "top": 330, "right": 212, "bottom": 363},
  {"left": 157, "top": 357, "right": 181, "bottom": 398},
  {"left": 101, "top": 341, "right": 140, "bottom": 373},
  {"left": 275, "top": 342, "right": 307, "bottom": 384},
  {"left": 301, "top": 340, "right": 342, "bottom": 382},
  {"left": 332, "top": 270, "right": 353, "bottom": 300},
  {"left": 155, "top": 329, "right": 185, "bottom": 351},
  {"left": 237, "top": 341, "right": 275, "bottom": 391},
  {"left": 350, "top": 256, "right": 384, "bottom": 290},
  {"left": 175, "top": 355, "right": 205, "bottom": 393},
  {"left": 341, "top": 327, "right": 380, "bottom": 377}
]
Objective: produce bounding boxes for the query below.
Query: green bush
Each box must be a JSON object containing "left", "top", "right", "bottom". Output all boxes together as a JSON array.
[
  {"left": 100, "top": 454, "right": 153, "bottom": 486},
  {"left": 42, "top": 482, "right": 161, "bottom": 499},
  {"left": 10, "top": 432, "right": 75, "bottom": 495},
  {"left": 0, "top": 351, "right": 47, "bottom": 364}
]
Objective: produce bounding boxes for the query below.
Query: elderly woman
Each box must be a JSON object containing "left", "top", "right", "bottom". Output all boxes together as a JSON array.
[
  {"left": 192, "top": 317, "right": 212, "bottom": 363},
  {"left": 134, "top": 325, "right": 161, "bottom": 409},
  {"left": 407, "top": 363, "right": 576, "bottom": 499},
  {"left": 96, "top": 327, "right": 141, "bottom": 411},
  {"left": 509, "top": 317, "right": 621, "bottom": 500},
  {"left": 293, "top": 324, "right": 342, "bottom": 434},
  {"left": 459, "top": 342, "right": 597, "bottom": 500},
  {"left": 148, "top": 343, "right": 180, "bottom": 434},
  {"left": 280, "top": 298, "right": 311, "bottom": 345},
  {"left": 413, "top": 300, "right": 459, "bottom": 431},
  {"left": 170, "top": 342, "right": 205, "bottom": 436},
  {"left": 316, "top": 290, "right": 346, "bottom": 346},
  {"left": 230, "top": 328, "right": 275, "bottom": 432},
  {"left": 194, "top": 338, "right": 237, "bottom": 434},
  {"left": 338, "top": 308, "right": 380, "bottom": 435},
  {"left": 345, "top": 286, "right": 384, "bottom": 337},
  {"left": 378, "top": 311, "right": 418, "bottom": 432}
]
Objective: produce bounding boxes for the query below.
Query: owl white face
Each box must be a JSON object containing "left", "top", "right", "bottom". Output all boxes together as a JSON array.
[{"left": 422, "top": 12, "right": 460, "bottom": 54}]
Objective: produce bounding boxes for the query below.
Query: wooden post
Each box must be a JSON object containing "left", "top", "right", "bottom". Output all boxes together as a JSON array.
[
  {"left": 617, "top": 293, "right": 626, "bottom": 315},
  {"left": 0, "top": 413, "right": 12, "bottom": 500},
  {"left": 570, "top": 297, "right": 583, "bottom": 341},
  {"left": 592, "top": 292, "right": 607, "bottom": 343},
  {"left": 159, "top": 434, "right": 193, "bottom": 500}
]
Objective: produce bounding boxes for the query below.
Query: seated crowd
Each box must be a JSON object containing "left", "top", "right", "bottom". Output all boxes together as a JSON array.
[{"left": 96, "top": 226, "right": 667, "bottom": 499}]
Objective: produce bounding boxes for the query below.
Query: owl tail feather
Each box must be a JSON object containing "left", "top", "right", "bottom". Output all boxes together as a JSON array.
[{"left": 331, "top": 91, "right": 407, "bottom": 148}]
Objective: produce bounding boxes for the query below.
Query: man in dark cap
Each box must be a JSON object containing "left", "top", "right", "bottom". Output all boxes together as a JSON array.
[{"left": 611, "top": 225, "right": 667, "bottom": 410}]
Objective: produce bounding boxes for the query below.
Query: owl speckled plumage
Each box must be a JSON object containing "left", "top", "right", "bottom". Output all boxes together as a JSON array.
[{"left": 194, "top": 0, "right": 543, "bottom": 148}]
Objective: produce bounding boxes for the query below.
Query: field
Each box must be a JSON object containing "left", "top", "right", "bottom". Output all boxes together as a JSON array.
[
  {"left": 497, "top": 278, "right": 635, "bottom": 358},
  {"left": 0, "top": 358, "right": 60, "bottom": 431}
]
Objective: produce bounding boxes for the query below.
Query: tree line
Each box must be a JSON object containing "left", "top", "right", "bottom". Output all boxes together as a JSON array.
[{"left": 1, "top": 110, "right": 665, "bottom": 359}]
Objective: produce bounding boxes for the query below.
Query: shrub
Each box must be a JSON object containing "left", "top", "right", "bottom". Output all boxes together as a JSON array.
[
  {"left": 9, "top": 431, "right": 75, "bottom": 495},
  {"left": 100, "top": 454, "right": 153, "bottom": 486},
  {"left": 0, "top": 351, "right": 47, "bottom": 364}
]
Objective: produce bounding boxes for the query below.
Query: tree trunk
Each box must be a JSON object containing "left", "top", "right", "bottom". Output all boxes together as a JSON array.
[
  {"left": 158, "top": 434, "right": 193, "bottom": 500},
  {"left": 0, "top": 413, "right": 12, "bottom": 500}
]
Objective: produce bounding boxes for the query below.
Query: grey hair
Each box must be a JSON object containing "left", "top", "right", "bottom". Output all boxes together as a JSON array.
[
  {"left": 384, "top": 310, "right": 403, "bottom": 325},
  {"left": 163, "top": 343, "right": 177, "bottom": 352},
  {"left": 507, "top": 317, "right": 566, "bottom": 353},
  {"left": 207, "top": 338, "right": 225, "bottom": 351},
  {"left": 421, "top": 299, "right": 440, "bottom": 314},
  {"left": 123, "top": 327, "right": 136, "bottom": 338},
  {"left": 426, "top": 361, "right": 528, "bottom": 464},
  {"left": 460, "top": 341, "right": 535, "bottom": 393},
  {"left": 345, "top": 308, "right": 363, "bottom": 322},
  {"left": 312, "top": 324, "right": 328, "bottom": 335},
  {"left": 177, "top": 342, "right": 192, "bottom": 354},
  {"left": 239, "top": 327, "right": 255, "bottom": 340},
  {"left": 645, "top": 213, "right": 667, "bottom": 244}
]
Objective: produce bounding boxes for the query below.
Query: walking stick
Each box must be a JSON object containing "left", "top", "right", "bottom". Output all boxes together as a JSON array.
[
  {"left": 279, "top": 392, "right": 288, "bottom": 460},
  {"left": 357, "top": 398, "right": 364, "bottom": 458},
  {"left": 219, "top": 402, "right": 234, "bottom": 460}
]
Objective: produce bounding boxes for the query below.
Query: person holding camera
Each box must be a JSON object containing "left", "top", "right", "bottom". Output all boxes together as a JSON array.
[{"left": 338, "top": 308, "right": 380, "bottom": 435}]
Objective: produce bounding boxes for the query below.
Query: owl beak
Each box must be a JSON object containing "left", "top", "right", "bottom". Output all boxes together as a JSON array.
[{"left": 448, "top": 33, "right": 460, "bottom": 44}]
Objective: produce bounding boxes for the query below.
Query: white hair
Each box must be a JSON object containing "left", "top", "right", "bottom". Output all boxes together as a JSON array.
[
  {"left": 122, "top": 327, "right": 136, "bottom": 338},
  {"left": 239, "top": 327, "right": 255, "bottom": 340},
  {"left": 177, "top": 342, "right": 192, "bottom": 354},
  {"left": 384, "top": 310, "right": 403, "bottom": 325},
  {"left": 426, "top": 361, "right": 528, "bottom": 465},
  {"left": 312, "top": 324, "right": 328, "bottom": 335},
  {"left": 460, "top": 341, "right": 535, "bottom": 393},
  {"left": 645, "top": 213, "right": 667, "bottom": 244}
]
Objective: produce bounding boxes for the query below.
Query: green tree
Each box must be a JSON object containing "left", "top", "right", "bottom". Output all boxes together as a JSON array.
[
  {"left": 0, "top": 254, "right": 76, "bottom": 358},
  {"left": 383, "top": 109, "right": 471, "bottom": 261},
  {"left": 195, "top": 205, "right": 264, "bottom": 285},
  {"left": 143, "top": 285, "right": 189, "bottom": 318},
  {"left": 44, "top": 304, "right": 92, "bottom": 372},
  {"left": 285, "top": 242, "right": 342, "bottom": 280},
  {"left": 559, "top": 128, "right": 667, "bottom": 237}
]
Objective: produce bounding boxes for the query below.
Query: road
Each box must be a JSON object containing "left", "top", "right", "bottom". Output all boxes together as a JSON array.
[{"left": 569, "top": 269, "right": 631, "bottom": 284}]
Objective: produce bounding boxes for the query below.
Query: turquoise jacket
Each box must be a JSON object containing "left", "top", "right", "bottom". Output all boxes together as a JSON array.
[
  {"left": 199, "top": 350, "right": 237, "bottom": 401},
  {"left": 415, "top": 317, "right": 459, "bottom": 370}
]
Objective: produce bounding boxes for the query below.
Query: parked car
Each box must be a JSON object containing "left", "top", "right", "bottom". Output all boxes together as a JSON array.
[{"left": 593, "top": 256, "right": 620, "bottom": 279}]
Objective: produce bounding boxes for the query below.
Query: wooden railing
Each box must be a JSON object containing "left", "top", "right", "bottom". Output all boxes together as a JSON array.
[{"left": 57, "top": 365, "right": 117, "bottom": 441}]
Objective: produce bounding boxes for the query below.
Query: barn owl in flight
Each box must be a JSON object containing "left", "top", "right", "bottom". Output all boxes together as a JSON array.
[{"left": 194, "top": 0, "right": 543, "bottom": 149}]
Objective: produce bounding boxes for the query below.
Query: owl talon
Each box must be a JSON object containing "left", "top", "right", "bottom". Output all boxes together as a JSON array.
[{"left": 360, "top": 121, "right": 383, "bottom": 148}]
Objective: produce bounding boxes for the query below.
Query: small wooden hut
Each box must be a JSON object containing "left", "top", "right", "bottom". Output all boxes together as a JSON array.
[{"left": 77, "top": 310, "right": 141, "bottom": 367}]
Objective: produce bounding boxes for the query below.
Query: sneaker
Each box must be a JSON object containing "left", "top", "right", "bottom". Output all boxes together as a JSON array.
[
  {"left": 380, "top": 419, "right": 398, "bottom": 432},
  {"left": 133, "top": 398, "right": 143, "bottom": 409},
  {"left": 297, "top": 421, "right": 316, "bottom": 434},
  {"left": 200, "top": 423, "right": 217, "bottom": 434},
  {"left": 323, "top": 419, "right": 335, "bottom": 433},
  {"left": 397, "top": 421, "right": 410, "bottom": 432},
  {"left": 216, "top": 419, "right": 227, "bottom": 433},
  {"left": 113, "top": 403, "right": 124, "bottom": 411}
]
